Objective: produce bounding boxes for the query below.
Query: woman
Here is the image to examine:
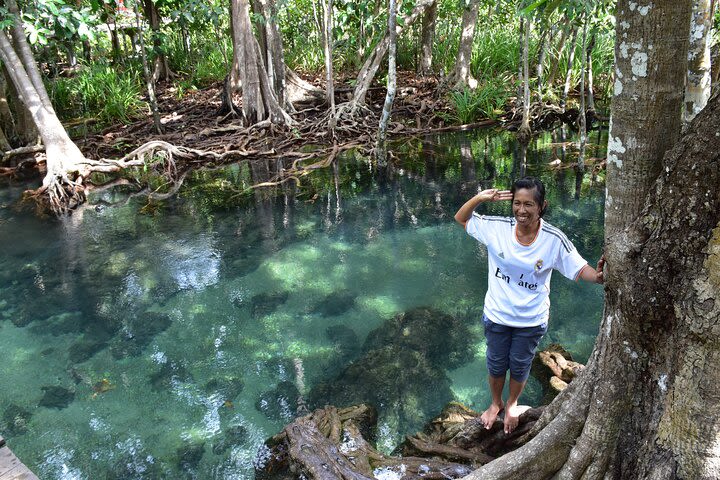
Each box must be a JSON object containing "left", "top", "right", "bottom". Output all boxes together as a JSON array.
[{"left": 454, "top": 177, "right": 604, "bottom": 434}]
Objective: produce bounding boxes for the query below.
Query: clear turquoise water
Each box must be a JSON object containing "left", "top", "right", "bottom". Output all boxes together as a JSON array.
[{"left": 0, "top": 128, "right": 606, "bottom": 479}]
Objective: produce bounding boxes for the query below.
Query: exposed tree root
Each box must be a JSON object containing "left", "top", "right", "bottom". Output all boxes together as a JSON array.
[{"left": 255, "top": 402, "right": 547, "bottom": 480}]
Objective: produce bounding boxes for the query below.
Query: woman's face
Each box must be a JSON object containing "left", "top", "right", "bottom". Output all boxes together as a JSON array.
[{"left": 512, "top": 188, "right": 542, "bottom": 227}]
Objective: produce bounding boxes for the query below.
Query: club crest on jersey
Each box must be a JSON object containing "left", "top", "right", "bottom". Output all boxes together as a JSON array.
[{"left": 534, "top": 259, "right": 544, "bottom": 272}]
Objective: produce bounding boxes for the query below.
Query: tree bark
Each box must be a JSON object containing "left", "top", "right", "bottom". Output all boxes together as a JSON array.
[
  {"left": 682, "top": 0, "right": 714, "bottom": 125},
  {"left": 419, "top": 0, "right": 437, "bottom": 75},
  {"left": 449, "top": 0, "right": 480, "bottom": 89},
  {"left": 376, "top": 0, "right": 398, "bottom": 163}
]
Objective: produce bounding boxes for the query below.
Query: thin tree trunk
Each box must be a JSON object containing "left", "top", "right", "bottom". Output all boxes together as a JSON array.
[
  {"left": 321, "top": 0, "right": 336, "bottom": 126},
  {"left": 682, "top": 0, "right": 714, "bottom": 124},
  {"left": 143, "top": 0, "right": 172, "bottom": 83},
  {"left": 546, "top": 19, "right": 571, "bottom": 87},
  {"left": 351, "top": 0, "right": 434, "bottom": 108},
  {"left": 585, "top": 31, "right": 596, "bottom": 112},
  {"left": 560, "top": 26, "right": 579, "bottom": 111},
  {"left": 536, "top": 25, "right": 553, "bottom": 103},
  {"left": 7, "top": 0, "right": 53, "bottom": 112},
  {"left": 517, "top": 17, "right": 532, "bottom": 143},
  {"left": 134, "top": 2, "right": 162, "bottom": 134},
  {"left": 376, "top": 0, "right": 397, "bottom": 164},
  {"left": 516, "top": 18, "right": 524, "bottom": 108},
  {"left": 419, "top": 1, "right": 437, "bottom": 75},
  {"left": 577, "top": 16, "right": 588, "bottom": 173},
  {"left": 449, "top": 0, "right": 480, "bottom": 89}
]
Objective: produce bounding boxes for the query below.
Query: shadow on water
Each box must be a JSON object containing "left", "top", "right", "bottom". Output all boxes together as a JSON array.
[{"left": 0, "top": 126, "right": 606, "bottom": 478}]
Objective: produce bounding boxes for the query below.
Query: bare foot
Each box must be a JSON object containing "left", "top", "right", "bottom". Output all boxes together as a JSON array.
[
  {"left": 504, "top": 403, "right": 530, "bottom": 434},
  {"left": 480, "top": 402, "right": 504, "bottom": 429}
]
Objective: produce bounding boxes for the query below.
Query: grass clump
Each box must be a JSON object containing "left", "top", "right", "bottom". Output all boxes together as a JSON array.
[
  {"left": 447, "top": 78, "right": 510, "bottom": 124},
  {"left": 48, "top": 62, "right": 146, "bottom": 126}
]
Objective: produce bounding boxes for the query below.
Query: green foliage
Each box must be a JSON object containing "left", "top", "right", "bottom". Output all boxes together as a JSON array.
[
  {"left": 168, "top": 36, "right": 229, "bottom": 90},
  {"left": 448, "top": 79, "right": 510, "bottom": 124},
  {"left": 22, "top": 0, "right": 97, "bottom": 46},
  {"left": 48, "top": 63, "right": 146, "bottom": 125}
]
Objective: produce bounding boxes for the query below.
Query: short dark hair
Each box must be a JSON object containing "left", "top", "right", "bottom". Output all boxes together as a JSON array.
[{"left": 511, "top": 177, "right": 546, "bottom": 217}]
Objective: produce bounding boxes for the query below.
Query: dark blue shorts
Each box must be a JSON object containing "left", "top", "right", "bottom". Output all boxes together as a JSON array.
[{"left": 483, "top": 314, "right": 547, "bottom": 382}]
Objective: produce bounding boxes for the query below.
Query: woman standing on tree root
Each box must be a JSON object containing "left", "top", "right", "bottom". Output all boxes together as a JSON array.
[{"left": 454, "top": 177, "right": 604, "bottom": 434}]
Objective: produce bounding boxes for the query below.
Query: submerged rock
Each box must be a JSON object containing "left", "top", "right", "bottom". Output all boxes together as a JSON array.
[
  {"left": 251, "top": 292, "right": 290, "bottom": 318},
  {"left": 309, "top": 346, "right": 453, "bottom": 433},
  {"left": 326, "top": 324, "right": 360, "bottom": 360},
  {"left": 68, "top": 336, "right": 108, "bottom": 363},
  {"left": 362, "top": 307, "right": 475, "bottom": 369},
  {"left": 211, "top": 424, "right": 249, "bottom": 455},
  {"left": 38, "top": 386, "right": 75, "bottom": 409},
  {"left": 310, "top": 289, "right": 356, "bottom": 317},
  {"left": 110, "top": 312, "right": 173, "bottom": 359},
  {"left": 204, "top": 375, "right": 244, "bottom": 400},
  {"left": 177, "top": 441, "right": 205, "bottom": 472},
  {"left": 255, "top": 381, "right": 299, "bottom": 422},
  {"left": 2, "top": 404, "right": 32, "bottom": 436},
  {"left": 149, "top": 361, "right": 191, "bottom": 392},
  {"left": 309, "top": 307, "right": 474, "bottom": 432}
]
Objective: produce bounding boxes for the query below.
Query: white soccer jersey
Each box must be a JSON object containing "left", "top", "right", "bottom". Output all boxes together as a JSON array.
[{"left": 466, "top": 213, "right": 588, "bottom": 327}]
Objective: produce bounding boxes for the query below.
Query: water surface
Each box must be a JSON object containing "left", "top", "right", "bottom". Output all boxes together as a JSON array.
[{"left": 0, "top": 127, "right": 606, "bottom": 479}]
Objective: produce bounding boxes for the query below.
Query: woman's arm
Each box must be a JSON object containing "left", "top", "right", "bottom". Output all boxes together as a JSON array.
[
  {"left": 578, "top": 256, "right": 606, "bottom": 284},
  {"left": 454, "top": 189, "right": 513, "bottom": 225}
]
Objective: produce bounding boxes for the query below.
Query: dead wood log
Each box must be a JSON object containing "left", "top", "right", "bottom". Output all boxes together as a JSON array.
[
  {"left": 257, "top": 402, "right": 547, "bottom": 480},
  {"left": 531, "top": 344, "right": 586, "bottom": 404}
]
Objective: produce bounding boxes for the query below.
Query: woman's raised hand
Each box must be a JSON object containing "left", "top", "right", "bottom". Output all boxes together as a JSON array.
[{"left": 477, "top": 189, "right": 513, "bottom": 202}]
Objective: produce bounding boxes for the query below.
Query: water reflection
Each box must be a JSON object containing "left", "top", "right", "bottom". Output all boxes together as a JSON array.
[{"left": 0, "top": 127, "right": 606, "bottom": 479}]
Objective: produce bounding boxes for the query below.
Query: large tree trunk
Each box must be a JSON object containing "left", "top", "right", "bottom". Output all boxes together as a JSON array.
[
  {"left": 448, "top": 0, "right": 480, "bottom": 89},
  {"left": 0, "top": 65, "right": 37, "bottom": 147},
  {"left": 252, "top": 0, "right": 289, "bottom": 110},
  {"left": 460, "top": 2, "right": 708, "bottom": 479},
  {"left": 682, "top": 0, "right": 714, "bottom": 125},
  {"left": 226, "top": 0, "right": 292, "bottom": 125},
  {"left": 375, "top": 0, "right": 398, "bottom": 164},
  {"left": 0, "top": 29, "right": 87, "bottom": 212},
  {"left": 418, "top": 0, "right": 437, "bottom": 75}
]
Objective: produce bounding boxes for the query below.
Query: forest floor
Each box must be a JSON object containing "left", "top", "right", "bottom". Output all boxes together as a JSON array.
[{"left": 3, "top": 71, "right": 593, "bottom": 208}]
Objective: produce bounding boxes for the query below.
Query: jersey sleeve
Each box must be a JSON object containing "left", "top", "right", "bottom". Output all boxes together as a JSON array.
[
  {"left": 465, "top": 213, "right": 491, "bottom": 245},
  {"left": 554, "top": 237, "right": 588, "bottom": 281}
]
